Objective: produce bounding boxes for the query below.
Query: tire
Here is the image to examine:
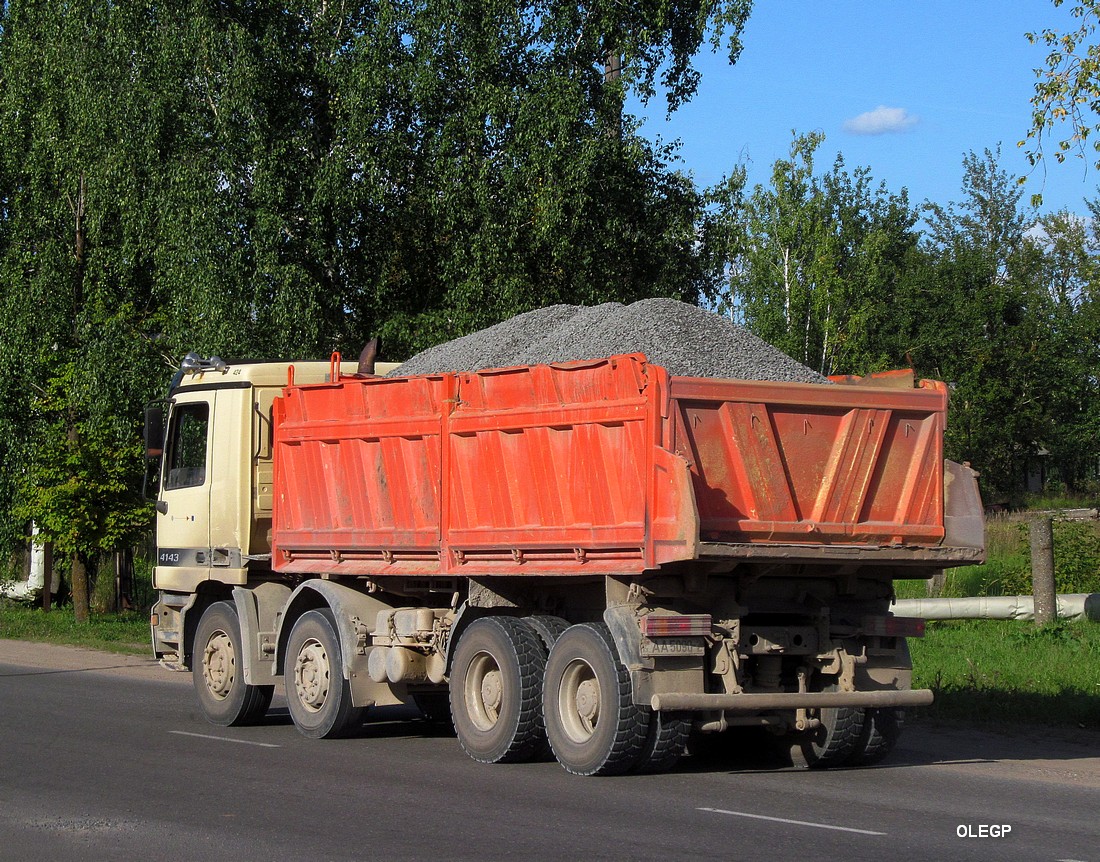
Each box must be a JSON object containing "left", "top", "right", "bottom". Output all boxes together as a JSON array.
[
  {"left": 285, "top": 609, "right": 366, "bottom": 739},
  {"left": 632, "top": 710, "right": 691, "bottom": 774},
  {"left": 192, "top": 601, "right": 273, "bottom": 726},
  {"left": 789, "top": 682, "right": 863, "bottom": 769},
  {"left": 849, "top": 707, "right": 904, "bottom": 766},
  {"left": 449, "top": 616, "right": 548, "bottom": 763},
  {"left": 525, "top": 615, "right": 570, "bottom": 652},
  {"left": 543, "top": 623, "right": 650, "bottom": 776}
]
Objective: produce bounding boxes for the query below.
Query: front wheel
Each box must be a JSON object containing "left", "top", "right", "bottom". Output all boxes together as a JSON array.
[
  {"left": 285, "top": 609, "right": 365, "bottom": 739},
  {"left": 192, "top": 601, "right": 273, "bottom": 726},
  {"left": 543, "top": 623, "right": 650, "bottom": 776}
]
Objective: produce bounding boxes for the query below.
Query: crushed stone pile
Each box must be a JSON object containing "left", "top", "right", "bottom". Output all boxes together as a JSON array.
[{"left": 389, "top": 298, "right": 828, "bottom": 384}]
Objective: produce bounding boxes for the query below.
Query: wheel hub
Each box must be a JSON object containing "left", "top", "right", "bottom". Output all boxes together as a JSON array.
[
  {"left": 481, "top": 670, "right": 503, "bottom": 714},
  {"left": 575, "top": 679, "right": 600, "bottom": 723},
  {"left": 202, "top": 631, "right": 234, "bottom": 700},
  {"left": 466, "top": 652, "right": 503, "bottom": 731},
  {"left": 294, "top": 638, "right": 331, "bottom": 712},
  {"left": 558, "top": 658, "right": 601, "bottom": 743}
]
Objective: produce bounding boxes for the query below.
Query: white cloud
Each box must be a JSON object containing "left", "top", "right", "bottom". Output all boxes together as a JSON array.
[{"left": 843, "top": 106, "right": 919, "bottom": 135}]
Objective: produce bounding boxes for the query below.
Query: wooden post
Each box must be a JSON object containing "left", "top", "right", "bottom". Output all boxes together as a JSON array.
[
  {"left": 927, "top": 569, "right": 947, "bottom": 597},
  {"left": 1029, "top": 516, "right": 1056, "bottom": 626}
]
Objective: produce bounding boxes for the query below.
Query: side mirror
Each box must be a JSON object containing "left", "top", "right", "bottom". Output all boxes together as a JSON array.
[{"left": 144, "top": 404, "right": 165, "bottom": 457}]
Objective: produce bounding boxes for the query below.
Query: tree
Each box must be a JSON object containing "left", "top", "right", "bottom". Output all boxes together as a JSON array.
[
  {"left": 0, "top": 0, "right": 166, "bottom": 617},
  {"left": 704, "top": 132, "right": 919, "bottom": 376},
  {"left": 1023, "top": 0, "right": 1100, "bottom": 199},
  {"left": 1022, "top": 206, "right": 1100, "bottom": 490},
  {"left": 0, "top": 0, "right": 756, "bottom": 606},
  {"left": 897, "top": 149, "right": 1049, "bottom": 501}
]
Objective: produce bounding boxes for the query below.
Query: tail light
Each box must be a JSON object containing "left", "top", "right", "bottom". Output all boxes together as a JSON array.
[
  {"left": 641, "top": 614, "right": 712, "bottom": 638},
  {"left": 863, "top": 615, "right": 925, "bottom": 638}
]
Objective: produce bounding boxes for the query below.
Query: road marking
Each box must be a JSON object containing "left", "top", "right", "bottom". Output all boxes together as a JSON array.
[
  {"left": 169, "top": 731, "right": 281, "bottom": 748},
  {"left": 698, "top": 807, "right": 886, "bottom": 836}
]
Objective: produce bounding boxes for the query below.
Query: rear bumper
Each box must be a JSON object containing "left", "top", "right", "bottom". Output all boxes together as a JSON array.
[{"left": 650, "top": 688, "right": 933, "bottom": 712}]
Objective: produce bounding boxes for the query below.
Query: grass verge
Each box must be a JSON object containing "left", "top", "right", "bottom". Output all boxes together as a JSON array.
[
  {"left": 910, "top": 618, "right": 1100, "bottom": 730},
  {"left": 0, "top": 603, "right": 150, "bottom": 656}
]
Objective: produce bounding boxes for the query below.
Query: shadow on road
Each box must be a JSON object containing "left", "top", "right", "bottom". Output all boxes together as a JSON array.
[
  {"left": 671, "top": 721, "right": 1098, "bottom": 776},
  {"left": 257, "top": 703, "right": 458, "bottom": 740}
]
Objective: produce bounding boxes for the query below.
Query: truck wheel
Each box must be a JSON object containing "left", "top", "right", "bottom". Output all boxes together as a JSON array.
[
  {"left": 789, "top": 684, "right": 863, "bottom": 769},
  {"left": 192, "top": 601, "right": 273, "bottom": 726},
  {"left": 849, "top": 707, "right": 904, "bottom": 766},
  {"left": 543, "top": 623, "right": 650, "bottom": 776},
  {"left": 525, "top": 615, "right": 570, "bottom": 652},
  {"left": 449, "top": 616, "right": 547, "bottom": 763},
  {"left": 285, "top": 609, "right": 365, "bottom": 739},
  {"left": 632, "top": 710, "right": 691, "bottom": 774}
]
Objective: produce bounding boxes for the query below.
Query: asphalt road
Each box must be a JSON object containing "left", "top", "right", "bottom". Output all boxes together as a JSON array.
[{"left": 0, "top": 641, "right": 1096, "bottom": 862}]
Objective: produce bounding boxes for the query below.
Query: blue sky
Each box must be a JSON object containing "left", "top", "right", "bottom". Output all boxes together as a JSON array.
[{"left": 632, "top": 1, "right": 1093, "bottom": 217}]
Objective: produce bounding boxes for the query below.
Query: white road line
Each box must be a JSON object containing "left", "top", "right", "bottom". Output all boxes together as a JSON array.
[
  {"left": 698, "top": 807, "right": 886, "bottom": 836},
  {"left": 169, "top": 730, "right": 281, "bottom": 749}
]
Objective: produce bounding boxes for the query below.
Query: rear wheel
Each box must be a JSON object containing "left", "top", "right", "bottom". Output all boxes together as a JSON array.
[
  {"left": 449, "top": 616, "right": 548, "bottom": 763},
  {"left": 632, "top": 710, "right": 691, "bottom": 774},
  {"left": 285, "top": 609, "right": 365, "bottom": 739},
  {"left": 543, "top": 623, "right": 650, "bottom": 776},
  {"left": 789, "top": 682, "right": 863, "bottom": 769},
  {"left": 849, "top": 707, "right": 904, "bottom": 766},
  {"left": 192, "top": 601, "right": 273, "bottom": 726},
  {"left": 525, "top": 615, "right": 570, "bottom": 652}
]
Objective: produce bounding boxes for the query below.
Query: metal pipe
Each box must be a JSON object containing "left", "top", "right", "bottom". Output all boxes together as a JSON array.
[
  {"left": 651, "top": 688, "right": 933, "bottom": 712},
  {"left": 892, "top": 594, "right": 1100, "bottom": 622}
]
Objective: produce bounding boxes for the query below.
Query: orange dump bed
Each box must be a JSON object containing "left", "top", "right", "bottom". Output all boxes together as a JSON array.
[{"left": 271, "top": 354, "right": 964, "bottom": 578}]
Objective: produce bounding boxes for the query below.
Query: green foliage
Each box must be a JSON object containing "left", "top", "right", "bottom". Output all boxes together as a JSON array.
[
  {"left": 704, "top": 132, "right": 919, "bottom": 376},
  {"left": 0, "top": 0, "right": 753, "bottom": 562},
  {"left": 704, "top": 138, "right": 1100, "bottom": 503},
  {"left": 1023, "top": 0, "right": 1100, "bottom": 198},
  {"left": 986, "top": 519, "right": 1100, "bottom": 595},
  {"left": 901, "top": 512, "right": 1100, "bottom": 599}
]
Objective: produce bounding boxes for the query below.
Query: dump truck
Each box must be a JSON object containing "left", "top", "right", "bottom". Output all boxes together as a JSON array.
[{"left": 147, "top": 349, "right": 984, "bottom": 775}]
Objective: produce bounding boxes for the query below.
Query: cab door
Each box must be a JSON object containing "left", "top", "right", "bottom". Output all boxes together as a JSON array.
[{"left": 154, "top": 390, "right": 214, "bottom": 591}]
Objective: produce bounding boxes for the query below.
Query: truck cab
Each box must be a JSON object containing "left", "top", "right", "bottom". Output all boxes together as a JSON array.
[{"left": 148, "top": 355, "right": 401, "bottom": 665}]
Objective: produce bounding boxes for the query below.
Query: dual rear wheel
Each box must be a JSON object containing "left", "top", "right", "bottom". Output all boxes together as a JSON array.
[{"left": 448, "top": 618, "right": 688, "bottom": 775}]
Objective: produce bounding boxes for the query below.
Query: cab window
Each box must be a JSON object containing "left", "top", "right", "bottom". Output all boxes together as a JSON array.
[{"left": 164, "top": 402, "right": 210, "bottom": 490}]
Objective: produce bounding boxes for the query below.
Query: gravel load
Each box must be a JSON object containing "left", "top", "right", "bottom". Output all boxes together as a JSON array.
[{"left": 390, "top": 298, "right": 828, "bottom": 384}]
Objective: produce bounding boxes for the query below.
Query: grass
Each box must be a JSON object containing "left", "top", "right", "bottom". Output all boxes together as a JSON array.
[
  {"left": 0, "top": 602, "right": 150, "bottom": 655},
  {"left": 910, "top": 618, "right": 1100, "bottom": 730},
  {"left": 895, "top": 508, "right": 1100, "bottom": 730}
]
